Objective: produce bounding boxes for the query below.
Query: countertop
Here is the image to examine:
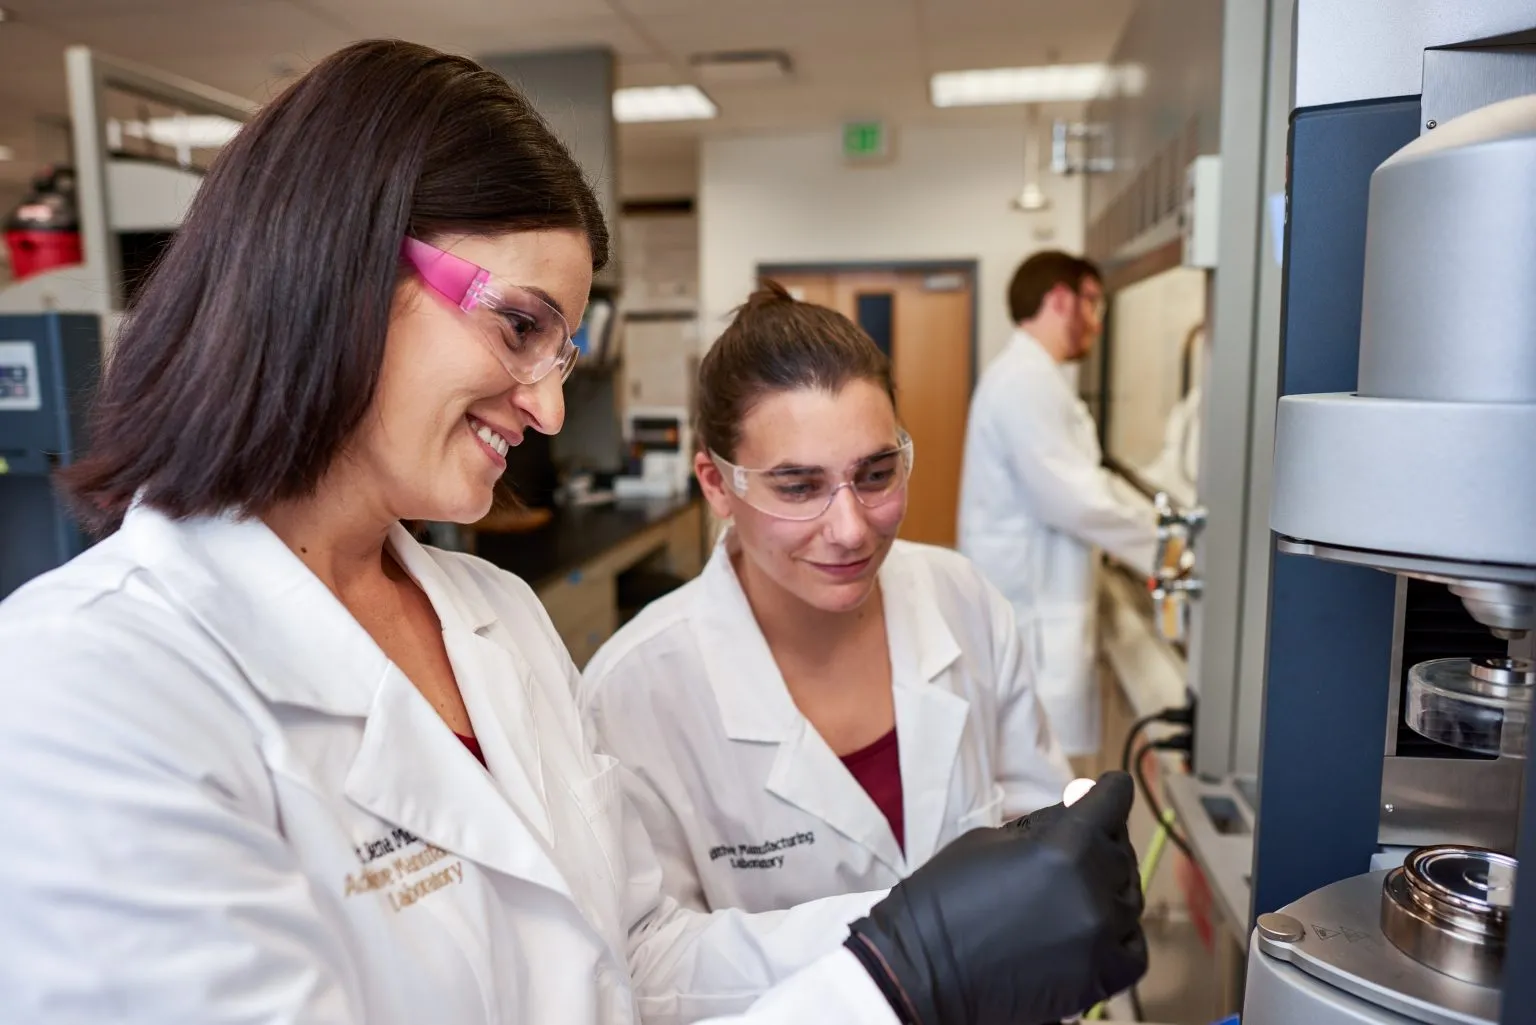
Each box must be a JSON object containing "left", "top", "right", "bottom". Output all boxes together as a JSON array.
[{"left": 470, "top": 495, "right": 699, "bottom": 591}]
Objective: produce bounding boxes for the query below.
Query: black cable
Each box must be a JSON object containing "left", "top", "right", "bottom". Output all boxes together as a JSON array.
[
  {"left": 1108, "top": 705, "right": 1198, "bottom": 1022},
  {"left": 1132, "top": 741, "right": 1194, "bottom": 860},
  {"left": 1120, "top": 705, "right": 1194, "bottom": 776},
  {"left": 1121, "top": 711, "right": 1163, "bottom": 775},
  {"left": 1129, "top": 984, "right": 1148, "bottom": 1021}
]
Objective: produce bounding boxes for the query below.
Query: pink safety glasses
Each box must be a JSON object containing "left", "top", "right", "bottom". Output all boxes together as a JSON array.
[{"left": 401, "top": 236, "right": 578, "bottom": 385}]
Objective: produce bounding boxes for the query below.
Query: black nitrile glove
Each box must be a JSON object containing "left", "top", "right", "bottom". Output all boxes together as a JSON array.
[{"left": 844, "top": 771, "right": 1146, "bottom": 1025}]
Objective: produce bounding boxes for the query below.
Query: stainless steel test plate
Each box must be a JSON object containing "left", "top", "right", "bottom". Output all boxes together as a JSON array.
[{"left": 1255, "top": 870, "right": 1500, "bottom": 1025}]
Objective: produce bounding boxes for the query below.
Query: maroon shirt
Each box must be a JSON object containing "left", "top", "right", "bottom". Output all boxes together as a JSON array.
[
  {"left": 455, "top": 732, "right": 487, "bottom": 768},
  {"left": 839, "top": 727, "right": 904, "bottom": 852}
]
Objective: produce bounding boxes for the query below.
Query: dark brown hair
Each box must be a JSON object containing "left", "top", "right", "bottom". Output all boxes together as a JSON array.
[
  {"left": 1006, "top": 250, "right": 1102, "bottom": 323},
  {"left": 695, "top": 280, "right": 895, "bottom": 460},
  {"left": 60, "top": 40, "right": 608, "bottom": 533}
]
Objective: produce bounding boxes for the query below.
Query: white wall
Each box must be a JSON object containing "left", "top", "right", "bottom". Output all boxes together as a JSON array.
[{"left": 699, "top": 122, "right": 1084, "bottom": 366}]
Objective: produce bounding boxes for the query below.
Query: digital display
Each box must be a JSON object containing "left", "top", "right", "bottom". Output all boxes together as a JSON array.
[{"left": 0, "top": 341, "right": 41, "bottom": 412}]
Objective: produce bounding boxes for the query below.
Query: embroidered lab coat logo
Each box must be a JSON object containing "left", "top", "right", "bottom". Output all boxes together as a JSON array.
[
  {"left": 344, "top": 826, "right": 465, "bottom": 911},
  {"left": 708, "top": 831, "right": 815, "bottom": 870}
]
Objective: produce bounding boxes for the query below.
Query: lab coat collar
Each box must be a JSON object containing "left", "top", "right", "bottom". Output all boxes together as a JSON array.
[
  {"left": 342, "top": 649, "right": 572, "bottom": 902},
  {"left": 880, "top": 546, "right": 969, "bottom": 865},
  {"left": 691, "top": 538, "right": 969, "bottom": 870},
  {"left": 121, "top": 506, "right": 501, "bottom": 713},
  {"left": 1012, "top": 328, "right": 1080, "bottom": 389},
  {"left": 291, "top": 528, "right": 575, "bottom": 901},
  {"left": 689, "top": 538, "right": 966, "bottom": 731},
  {"left": 380, "top": 531, "right": 557, "bottom": 844},
  {"left": 767, "top": 720, "right": 907, "bottom": 873},
  {"left": 122, "top": 506, "right": 576, "bottom": 901},
  {"left": 1011, "top": 327, "right": 1056, "bottom": 367},
  {"left": 879, "top": 544, "right": 963, "bottom": 683},
  {"left": 389, "top": 525, "right": 500, "bottom": 634},
  {"left": 691, "top": 540, "right": 800, "bottom": 743},
  {"left": 692, "top": 540, "right": 965, "bottom": 732},
  {"left": 121, "top": 504, "right": 388, "bottom": 717}
]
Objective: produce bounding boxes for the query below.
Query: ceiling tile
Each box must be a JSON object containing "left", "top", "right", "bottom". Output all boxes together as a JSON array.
[
  {"left": 615, "top": 59, "right": 669, "bottom": 85},
  {"left": 1, "top": 0, "right": 249, "bottom": 17},
  {"left": 37, "top": 1, "right": 353, "bottom": 61},
  {"left": 465, "top": 16, "right": 656, "bottom": 61},
  {"left": 637, "top": 4, "right": 922, "bottom": 63},
  {"left": 917, "top": 0, "right": 1137, "bottom": 65},
  {"left": 614, "top": 0, "right": 829, "bottom": 17},
  {"left": 304, "top": 0, "right": 618, "bottom": 42},
  {"left": 777, "top": 45, "right": 925, "bottom": 87},
  {"left": 924, "top": 34, "right": 1116, "bottom": 74}
]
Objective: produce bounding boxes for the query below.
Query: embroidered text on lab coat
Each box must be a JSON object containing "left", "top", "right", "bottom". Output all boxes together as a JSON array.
[
  {"left": 344, "top": 827, "right": 465, "bottom": 910},
  {"left": 709, "top": 831, "right": 815, "bottom": 870}
]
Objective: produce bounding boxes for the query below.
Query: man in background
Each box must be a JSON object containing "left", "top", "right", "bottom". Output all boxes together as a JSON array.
[{"left": 957, "top": 251, "right": 1158, "bottom": 759}]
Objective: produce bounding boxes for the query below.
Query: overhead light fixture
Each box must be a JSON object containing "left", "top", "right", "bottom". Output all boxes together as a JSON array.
[
  {"left": 1011, "top": 106, "right": 1052, "bottom": 212},
  {"left": 0, "top": 145, "right": 13, "bottom": 162},
  {"left": 116, "top": 114, "right": 244, "bottom": 149},
  {"left": 931, "top": 62, "right": 1144, "bottom": 108},
  {"left": 690, "top": 50, "right": 792, "bottom": 84},
  {"left": 613, "top": 85, "right": 718, "bottom": 124},
  {"left": 1012, "top": 182, "right": 1049, "bottom": 212}
]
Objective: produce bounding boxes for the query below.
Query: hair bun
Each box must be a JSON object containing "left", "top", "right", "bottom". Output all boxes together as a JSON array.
[{"left": 746, "top": 279, "right": 797, "bottom": 308}]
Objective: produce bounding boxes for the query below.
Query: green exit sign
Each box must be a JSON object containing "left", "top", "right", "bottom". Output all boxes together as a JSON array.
[{"left": 843, "top": 120, "right": 890, "bottom": 162}]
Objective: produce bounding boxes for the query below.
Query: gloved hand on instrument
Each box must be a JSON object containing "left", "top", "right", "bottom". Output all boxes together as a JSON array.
[{"left": 843, "top": 770, "right": 1146, "bottom": 1025}]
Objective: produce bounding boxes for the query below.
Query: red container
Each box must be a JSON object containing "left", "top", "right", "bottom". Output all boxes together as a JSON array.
[
  {"left": 5, "top": 166, "right": 82, "bottom": 282},
  {"left": 5, "top": 228, "right": 83, "bottom": 281}
]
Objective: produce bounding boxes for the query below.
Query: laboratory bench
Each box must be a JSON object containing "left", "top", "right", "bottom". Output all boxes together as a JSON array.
[{"left": 469, "top": 495, "right": 707, "bottom": 668}]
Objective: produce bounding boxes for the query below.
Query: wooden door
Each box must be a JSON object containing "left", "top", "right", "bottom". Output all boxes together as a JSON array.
[{"left": 766, "top": 268, "right": 974, "bottom": 547}]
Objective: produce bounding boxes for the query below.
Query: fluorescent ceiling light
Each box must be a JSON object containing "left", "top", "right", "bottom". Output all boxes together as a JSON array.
[
  {"left": 613, "top": 85, "right": 717, "bottom": 124},
  {"left": 931, "top": 63, "right": 1142, "bottom": 107},
  {"left": 116, "top": 114, "right": 244, "bottom": 150}
]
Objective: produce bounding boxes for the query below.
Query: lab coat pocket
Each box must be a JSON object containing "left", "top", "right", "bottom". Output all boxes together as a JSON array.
[
  {"left": 563, "top": 754, "right": 626, "bottom": 889},
  {"left": 570, "top": 753, "right": 623, "bottom": 820},
  {"left": 1032, "top": 604, "right": 1094, "bottom": 698},
  {"left": 957, "top": 783, "right": 1005, "bottom": 834}
]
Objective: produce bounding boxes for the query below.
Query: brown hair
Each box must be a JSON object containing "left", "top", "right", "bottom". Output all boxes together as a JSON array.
[
  {"left": 695, "top": 280, "right": 895, "bottom": 460},
  {"left": 60, "top": 40, "right": 607, "bottom": 533},
  {"left": 1007, "top": 250, "right": 1102, "bottom": 323}
]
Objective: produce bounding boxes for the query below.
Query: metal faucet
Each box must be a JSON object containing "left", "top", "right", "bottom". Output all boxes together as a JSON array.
[{"left": 1149, "top": 492, "right": 1207, "bottom": 645}]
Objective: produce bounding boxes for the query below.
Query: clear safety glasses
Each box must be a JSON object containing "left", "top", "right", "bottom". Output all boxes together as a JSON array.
[
  {"left": 710, "top": 432, "right": 915, "bottom": 521},
  {"left": 401, "top": 236, "right": 578, "bottom": 386}
]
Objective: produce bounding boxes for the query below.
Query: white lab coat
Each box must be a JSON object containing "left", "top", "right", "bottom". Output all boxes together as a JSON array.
[
  {"left": 578, "top": 539, "right": 1071, "bottom": 913},
  {"left": 0, "top": 505, "right": 897, "bottom": 1025},
  {"left": 957, "top": 330, "right": 1158, "bottom": 755}
]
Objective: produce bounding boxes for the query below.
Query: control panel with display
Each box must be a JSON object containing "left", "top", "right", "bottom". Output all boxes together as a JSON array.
[{"left": 0, "top": 341, "right": 41, "bottom": 412}]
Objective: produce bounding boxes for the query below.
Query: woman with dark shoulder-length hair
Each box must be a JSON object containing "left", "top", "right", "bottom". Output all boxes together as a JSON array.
[{"left": 0, "top": 40, "right": 1145, "bottom": 1025}]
